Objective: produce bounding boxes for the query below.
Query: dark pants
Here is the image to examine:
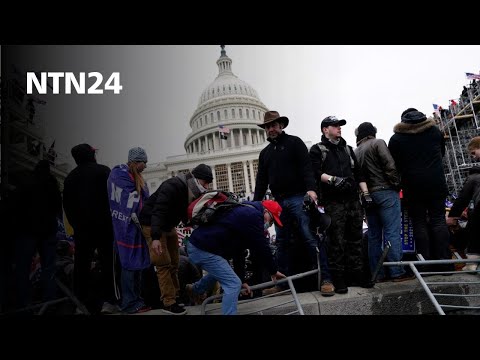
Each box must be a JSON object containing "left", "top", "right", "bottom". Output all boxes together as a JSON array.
[
  {"left": 407, "top": 196, "right": 451, "bottom": 261},
  {"left": 73, "top": 226, "right": 116, "bottom": 312},
  {"left": 466, "top": 208, "right": 480, "bottom": 254},
  {"left": 324, "top": 199, "right": 364, "bottom": 273},
  {"left": 15, "top": 231, "right": 58, "bottom": 308}
]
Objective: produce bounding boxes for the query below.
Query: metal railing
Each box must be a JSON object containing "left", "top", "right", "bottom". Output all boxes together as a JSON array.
[
  {"left": 379, "top": 255, "right": 480, "bottom": 315},
  {"left": 200, "top": 249, "right": 322, "bottom": 315}
]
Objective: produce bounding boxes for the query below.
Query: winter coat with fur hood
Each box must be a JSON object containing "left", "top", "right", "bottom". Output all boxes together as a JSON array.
[{"left": 388, "top": 118, "right": 447, "bottom": 198}]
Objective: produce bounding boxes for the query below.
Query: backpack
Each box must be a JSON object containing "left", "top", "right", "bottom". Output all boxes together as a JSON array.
[
  {"left": 186, "top": 190, "right": 253, "bottom": 226},
  {"left": 316, "top": 143, "right": 355, "bottom": 170}
]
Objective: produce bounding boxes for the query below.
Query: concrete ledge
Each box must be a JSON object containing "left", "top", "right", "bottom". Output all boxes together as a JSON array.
[{"left": 139, "top": 273, "right": 480, "bottom": 315}]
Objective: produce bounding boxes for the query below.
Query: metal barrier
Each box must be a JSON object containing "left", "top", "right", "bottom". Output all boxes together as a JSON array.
[
  {"left": 200, "top": 269, "right": 320, "bottom": 315},
  {"left": 380, "top": 255, "right": 480, "bottom": 315},
  {"left": 200, "top": 249, "right": 322, "bottom": 315},
  {"left": 0, "top": 276, "right": 90, "bottom": 317}
]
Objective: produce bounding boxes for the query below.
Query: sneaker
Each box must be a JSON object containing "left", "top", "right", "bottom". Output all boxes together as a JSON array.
[
  {"left": 392, "top": 273, "right": 416, "bottom": 282},
  {"left": 100, "top": 302, "right": 121, "bottom": 314},
  {"left": 162, "top": 302, "right": 187, "bottom": 315},
  {"left": 125, "top": 305, "right": 152, "bottom": 314},
  {"left": 185, "top": 284, "right": 207, "bottom": 305},
  {"left": 320, "top": 280, "right": 335, "bottom": 297},
  {"left": 135, "top": 305, "right": 152, "bottom": 314}
]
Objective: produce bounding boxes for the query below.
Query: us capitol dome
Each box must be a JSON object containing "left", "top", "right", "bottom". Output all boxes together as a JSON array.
[{"left": 143, "top": 46, "right": 270, "bottom": 197}]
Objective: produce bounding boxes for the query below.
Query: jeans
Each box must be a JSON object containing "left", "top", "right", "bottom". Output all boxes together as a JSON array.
[
  {"left": 276, "top": 194, "right": 320, "bottom": 277},
  {"left": 366, "top": 190, "right": 405, "bottom": 279},
  {"left": 187, "top": 242, "right": 241, "bottom": 315},
  {"left": 317, "top": 238, "right": 331, "bottom": 282},
  {"left": 120, "top": 268, "right": 145, "bottom": 313}
]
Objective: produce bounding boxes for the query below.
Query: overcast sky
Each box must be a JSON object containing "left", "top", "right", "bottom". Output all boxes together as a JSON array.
[{"left": 10, "top": 45, "right": 480, "bottom": 169}]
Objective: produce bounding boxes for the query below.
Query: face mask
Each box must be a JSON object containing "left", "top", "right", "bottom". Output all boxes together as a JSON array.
[{"left": 194, "top": 178, "right": 207, "bottom": 193}]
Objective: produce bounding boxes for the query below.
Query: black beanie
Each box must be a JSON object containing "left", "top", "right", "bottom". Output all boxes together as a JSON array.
[
  {"left": 71, "top": 143, "right": 96, "bottom": 165},
  {"left": 401, "top": 108, "right": 427, "bottom": 124},
  {"left": 192, "top": 164, "right": 213, "bottom": 182},
  {"left": 355, "top": 122, "right": 377, "bottom": 143}
]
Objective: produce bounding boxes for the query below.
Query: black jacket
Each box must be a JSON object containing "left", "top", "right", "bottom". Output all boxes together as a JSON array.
[
  {"left": 254, "top": 131, "right": 316, "bottom": 200},
  {"left": 449, "top": 167, "right": 480, "bottom": 217},
  {"left": 13, "top": 169, "right": 62, "bottom": 236},
  {"left": 139, "top": 175, "right": 189, "bottom": 240},
  {"left": 388, "top": 119, "right": 447, "bottom": 198},
  {"left": 309, "top": 136, "right": 364, "bottom": 201},
  {"left": 63, "top": 161, "right": 112, "bottom": 232}
]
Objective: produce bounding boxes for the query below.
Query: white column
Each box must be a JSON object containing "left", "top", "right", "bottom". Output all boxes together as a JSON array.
[
  {"left": 213, "top": 133, "right": 217, "bottom": 151},
  {"left": 197, "top": 139, "right": 201, "bottom": 152},
  {"left": 243, "top": 161, "right": 250, "bottom": 194},
  {"left": 239, "top": 128, "right": 244, "bottom": 146},
  {"left": 249, "top": 159, "right": 256, "bottom": 194},
  {"left": 247, "top": 129, "right": 252, "bottom": 145},
  {"left": 212, "top": 166, "right": 217, "bottom": 189},
  {"left": 204, "top": 135, "right": 208, "bottom": 151},
  {"left": 227, "top": 163, "right": 233, "bottom": 192}
]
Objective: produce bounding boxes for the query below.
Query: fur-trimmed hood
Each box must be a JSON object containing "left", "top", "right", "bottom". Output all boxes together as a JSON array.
[{"left": 393, "top": 118, "right": 436, "bottom": 135}]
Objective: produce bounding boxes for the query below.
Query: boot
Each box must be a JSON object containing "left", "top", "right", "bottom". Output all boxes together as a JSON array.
[
  {"left": 331, "top": 271, "right": 348, "bottom": 294},
  {"left": 464, "top": 254, "right": 480, "bottom": 272}
]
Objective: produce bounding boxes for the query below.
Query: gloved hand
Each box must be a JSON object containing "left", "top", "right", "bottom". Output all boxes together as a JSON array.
[
  {"left": 361, "top": 191, "right": 374, "bottom": 209},
  {"left": 331, "top": 176, "right": 351, "bottom": 191}
]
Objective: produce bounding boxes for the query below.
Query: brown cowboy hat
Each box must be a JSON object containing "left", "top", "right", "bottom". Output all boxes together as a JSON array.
[{"left": 257, "top": 110, "right": 289, "bottom": 129}]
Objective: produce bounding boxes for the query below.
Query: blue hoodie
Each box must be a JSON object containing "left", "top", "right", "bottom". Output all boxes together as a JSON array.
[{"left": 188, "top": 201, "right": 277, "bottom": 280}]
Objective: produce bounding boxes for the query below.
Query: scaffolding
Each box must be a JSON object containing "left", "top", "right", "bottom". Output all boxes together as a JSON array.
[{"left": 438, "top": 81, "right": 480, "bottom": 195}]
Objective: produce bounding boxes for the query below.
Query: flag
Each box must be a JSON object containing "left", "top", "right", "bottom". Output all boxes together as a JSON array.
[
  {"left": 466, "top": 73, "right": 480, "bottom": 80},
  {"left": 218, "top": 125, "right": 230, "bottom": 134},
  {"left": 218, "top": 125, "right": 230, "bottom": 140},
  {"left": 433, "top": 104, "right": 439, "bottom": 112}
]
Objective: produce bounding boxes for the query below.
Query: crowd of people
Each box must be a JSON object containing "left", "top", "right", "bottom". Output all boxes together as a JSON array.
[{"left": 2, "top": 105, "right": 479, "bottom": 316}]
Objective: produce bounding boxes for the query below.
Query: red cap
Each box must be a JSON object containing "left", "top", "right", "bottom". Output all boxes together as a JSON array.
[{"left": 262, "top": 200, "right": 283, "bottom": 227}]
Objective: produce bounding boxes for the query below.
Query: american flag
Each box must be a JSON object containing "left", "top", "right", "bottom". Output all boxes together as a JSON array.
[
  {"left": 433, "top": 104, "right": 439, "bottom": 112},
  {"left": 218, "top": 125, "right": 230, "bottom": 134},
  {"left": 466, "top": 73, "right": 480, "bottom": 80}
]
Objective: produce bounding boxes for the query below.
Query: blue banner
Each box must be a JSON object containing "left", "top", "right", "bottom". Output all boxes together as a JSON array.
[{"left": 400, "top": 207, "right": 415, "bottom": 253}]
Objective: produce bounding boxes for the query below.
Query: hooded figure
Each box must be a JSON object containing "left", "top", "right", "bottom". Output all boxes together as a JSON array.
[{"left": 388, "top": 108, "right": 451, "bottom": 266}]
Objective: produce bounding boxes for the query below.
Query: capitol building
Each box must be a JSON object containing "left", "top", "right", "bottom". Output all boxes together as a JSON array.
[{"left": 142, "top": 46, "right": 270, "bottom": 197}]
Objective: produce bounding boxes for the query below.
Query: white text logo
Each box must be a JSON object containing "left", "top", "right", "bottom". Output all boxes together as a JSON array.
[{"left": 26, "top": 72, "right": 123, "bottom": 94}]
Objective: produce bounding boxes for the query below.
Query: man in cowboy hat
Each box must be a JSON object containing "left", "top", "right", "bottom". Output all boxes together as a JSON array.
[{"left": 253, "top": 111, "right": 332, "bottom": 295}]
